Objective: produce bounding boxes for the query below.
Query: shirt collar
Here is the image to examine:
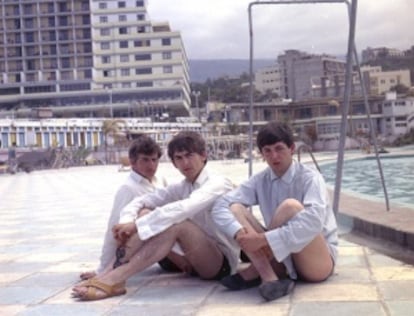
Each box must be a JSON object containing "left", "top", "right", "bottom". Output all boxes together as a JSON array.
[
  {"left": 130, "top": 169, "right": 156, "bottom": 185},
  {"left": 269, "top": 160, "right": 297, "bottom": 184},
  {"left": 188, "top": 165, "right": 209, "bottom": 189}
]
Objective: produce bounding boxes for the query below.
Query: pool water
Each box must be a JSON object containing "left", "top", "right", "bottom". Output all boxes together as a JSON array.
[{"left": 320, "top": 155, "right": 414, "bottom": 206}]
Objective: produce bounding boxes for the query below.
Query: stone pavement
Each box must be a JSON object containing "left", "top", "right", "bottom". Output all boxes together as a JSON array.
[{"left": 1, "top": 162, "right": 413, "bottom": 316}]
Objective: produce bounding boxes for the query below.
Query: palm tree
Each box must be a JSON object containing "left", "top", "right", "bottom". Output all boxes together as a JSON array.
[{"left": 102, "top": 119, "right": 126, "bottom": 164}]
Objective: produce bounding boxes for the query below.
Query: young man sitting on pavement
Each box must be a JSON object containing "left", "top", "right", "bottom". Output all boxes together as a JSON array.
[
  {"left": 72, "top": 131, "right": 239, "bottom": 300},
  {"left": 79, "top": 135, "right": 189, "bottom": 281},
  {"left": 212, "top": 121, "right": 338, "bottom": 301}
]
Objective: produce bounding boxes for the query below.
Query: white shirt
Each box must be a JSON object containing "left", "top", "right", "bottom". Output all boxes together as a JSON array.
[
  {"left": 119, "top": 166, "right": 240, "bottom": 273},
  {"left": 97, "top": 170, "right": 166, "bottom": 272},
  {"left": 212, "top": 160, "right": 338, "bottom": 279}
]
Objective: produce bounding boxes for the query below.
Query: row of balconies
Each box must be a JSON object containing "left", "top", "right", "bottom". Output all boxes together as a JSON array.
[{"left": 1, "top": 3, "right": 90, "bottom": 17}]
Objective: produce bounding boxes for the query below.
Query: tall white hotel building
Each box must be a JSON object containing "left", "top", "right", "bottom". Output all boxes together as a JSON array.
[{"left": 0, "top": 0, "right": 191, "bottom": 119}]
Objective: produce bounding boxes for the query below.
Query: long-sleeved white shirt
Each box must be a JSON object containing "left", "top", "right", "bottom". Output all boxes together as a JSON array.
[
  {"left": 119, "top": 166, "right": 240, "bottom": 273},
  {"left": 97, "top": 171, "right": 166, "bottom": 272},
  {"left": 212, "top": 160, "right": 338, "bottom": 279}
]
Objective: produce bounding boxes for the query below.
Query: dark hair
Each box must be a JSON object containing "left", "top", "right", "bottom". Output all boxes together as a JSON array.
[
  {"left": 256, "top": 121, "right": 294, "bottom": 151},
  {"left": 128, "top": 135, "right": 162, "bottom": 163},
  {"left": 167, "top": 131, "right": 206, "bottom": 160}
]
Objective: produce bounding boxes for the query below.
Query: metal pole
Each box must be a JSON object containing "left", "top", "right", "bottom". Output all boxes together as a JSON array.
[
  {"left": 333, "top": 0, "right": 358, "bottom": 214},
  {"left": 352, "top": 47, "right": 390, "bottom": 210},
  {"left": 248, "top": 0, "right": 349, "bottom": 179},
  {"left": 248, "top": 3, "right": 255, "bottom": 177},
  {"left": 192, "top": 91, "right": 201, "bottom": 122}
]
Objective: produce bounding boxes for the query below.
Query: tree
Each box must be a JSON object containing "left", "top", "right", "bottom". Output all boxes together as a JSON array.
[
  {"left": 102, "top": 119, "right": 126, "bottom": 164},
  {"left": 390, "top": 83, "right": 410, "bottom": 94}
]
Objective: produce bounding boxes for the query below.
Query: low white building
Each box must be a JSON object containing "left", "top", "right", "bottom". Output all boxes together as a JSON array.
[{"left": 380, "top": 92, "right": 414, "bottom": 138}]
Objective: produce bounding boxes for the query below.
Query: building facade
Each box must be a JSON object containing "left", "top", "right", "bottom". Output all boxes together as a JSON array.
[
  {"left": 0, "top": 0, "right": 190, "bottom": 119},
  {"left": 361, "top": 66, "right": 411, "bottom": 95},
  {"left": 277, "top": 50, "right": 346, "bottom": 102},
  {"left": 254, "top": 64, "right": 282, "bottom": 96}
]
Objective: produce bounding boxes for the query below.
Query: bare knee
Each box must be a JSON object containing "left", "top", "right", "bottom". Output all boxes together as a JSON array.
[{"left": 271, "top": 199, "right": 304, "bottom": 228}]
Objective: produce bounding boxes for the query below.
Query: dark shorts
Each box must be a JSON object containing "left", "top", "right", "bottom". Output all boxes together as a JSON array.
[
  {"left": 158, "top": 256, "right": 231, "bottom": 281},
  {"left": 158, "top": 257, "right": 182, "bottom": 273},
  {"left": 204, "top": 255, "right": 231, "bottom": 281}
]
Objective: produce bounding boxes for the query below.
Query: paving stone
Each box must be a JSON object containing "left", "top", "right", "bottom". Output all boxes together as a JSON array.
[{"left": 0, "top": 161, "right": 412, "bottom": 315}]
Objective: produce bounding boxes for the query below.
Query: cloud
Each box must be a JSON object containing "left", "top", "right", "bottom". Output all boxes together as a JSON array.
[{"left": 148, "top": 0, "right": 414, "bottom": 59}]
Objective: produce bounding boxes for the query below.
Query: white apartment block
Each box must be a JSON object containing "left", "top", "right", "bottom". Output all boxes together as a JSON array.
[
  {"left": 381, "top": 92, "right": 414, "bottom": 137},
  {"left": 0, "top": 0, "right": 190, "bottom": 120}
]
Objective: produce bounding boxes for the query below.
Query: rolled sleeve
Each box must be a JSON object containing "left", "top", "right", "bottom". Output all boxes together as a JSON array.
[
  {"left": 136, "top": 173, "right": 233, "bottom": 240},
  {"left": 119, "top": 196, "right": 144, "bottom": 224},
  {"left": 212, "top": 178, "right": 259, "bottom": 239}
]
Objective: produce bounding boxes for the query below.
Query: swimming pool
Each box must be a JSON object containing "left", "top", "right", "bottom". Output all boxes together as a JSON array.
[{"left": 320, "top": 155, "right": 414, "bottom": 206}]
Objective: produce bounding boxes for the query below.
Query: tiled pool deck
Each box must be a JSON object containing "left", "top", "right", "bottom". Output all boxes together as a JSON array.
[{"left": 1, "top": 157, "right": 413, "bottom": 316}]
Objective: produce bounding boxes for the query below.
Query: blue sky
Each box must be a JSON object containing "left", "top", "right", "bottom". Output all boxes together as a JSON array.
[{"left": 148, "top": 0, "right": 414, "bottom": 59}]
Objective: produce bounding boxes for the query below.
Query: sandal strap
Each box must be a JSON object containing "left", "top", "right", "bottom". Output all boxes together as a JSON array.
[{"left": 88, "top": 279, "right": 124, "bottom": 295}]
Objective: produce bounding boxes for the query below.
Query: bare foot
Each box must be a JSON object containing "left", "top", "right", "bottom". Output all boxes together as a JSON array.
[{"left": 79, "top": 270, "right": 96, "bottom": 280}]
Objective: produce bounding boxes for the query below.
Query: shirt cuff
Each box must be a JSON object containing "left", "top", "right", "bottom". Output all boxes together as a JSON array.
[
  {"left": 264, "top": 229, "right": 290, "bottom": 263},
  {"left": 227, "top": 221, "right": 244, "bottom": 240},
  {"left": 135, "top": 216, "right": 155, "bottom": 241}
]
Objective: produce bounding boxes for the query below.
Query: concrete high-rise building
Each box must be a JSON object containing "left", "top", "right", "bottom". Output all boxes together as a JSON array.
[
  {"left": 0, "top": 0, "right": 191, "bottom": 120},
  {"left": 277, "top": 50, "right": 346, "bottom": 101}
]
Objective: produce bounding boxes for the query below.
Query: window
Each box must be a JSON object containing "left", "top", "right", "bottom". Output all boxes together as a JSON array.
[
  {"left": 101, "top": 42, "right": 110, "bottom": 50},
  {"left": 102, "top": 56, "right": 111, "bottom": 64},
  {"left": 122, "top": 82, "right": 131, "bottom": 88},
  {"left": 118, "top": 1, "right": 126, "bottom": 8},
  {"left": 25, "top": 32, "right": 35, "bottom": 43},
  {"left": 99, "top": 3, "right": 107, "bottom": 9},
  {"left": 103, "top": 70, "right": 111, "bottom": 77},
  {"left": 134, "top": 40, "right": 150, "bottom": 47},
  {"left": 119, "top": 15, "right": 127, "bottom": 22},
  {"left": 119, "top": 41, "right": 128, "bottom": 48},
  {"left": 137, "top": 14, "right": 145, "bottom": 21},
  {"left": 162, "top": 38, "right": 171, "bottom": 46},
  {"left": 100, "top": 28, "right": 110, "bottom": 36},
  {"left": 119, "top": 27, "right": 128, "bottom": 35},
  {"left": 99, "top": 16, "right": 108, "bottom": 23},
  {"left": 136, "top": 1, "right": 144, "bottom": 7},
  {"left": 137, "top": 26, "right": 146, "bottom": 33},
  {"left": 163, "top": 65, "right": 173, "bottom": 74},
  {"left": 137, "top": 81, "right": 153, "bottom": 87},
  {"left": 120, "top": 54, "right": 129, "bottom": 62},
  {"left": 82, "top": 15, "right": 91, "bottom": 25},
  {"left": 84, "top": 69, "right": 92, "bottom": 78},
  {"left": 121, "top": 69, "right": 130, "bottom": 76},
  {"left": 136, "top": 68, "right": 152, "bottom": 75},
  {"left": 61, "top": 58, "right": 71, "bottom": 68},
  {"left": 162, "top": 52, "right": 172, "bottom": 60},
  {"left": 135, "top": 54, "right": 151, "bottom": 61}
]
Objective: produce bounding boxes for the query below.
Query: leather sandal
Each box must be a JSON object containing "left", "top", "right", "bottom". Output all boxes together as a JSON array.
[{"left": 72, "top": 279, "right": 126, "bottom": 301}]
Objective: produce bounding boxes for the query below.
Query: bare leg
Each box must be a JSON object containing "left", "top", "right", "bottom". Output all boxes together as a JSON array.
[
  {"left": 270, "top": 199, "right": 333, "bottom": 282},
  {"left": 230, "top": 204, "right": 278, "bottom": 283},
  {"left": 72, "top": 220, "right": 224, "bottom": 299}
]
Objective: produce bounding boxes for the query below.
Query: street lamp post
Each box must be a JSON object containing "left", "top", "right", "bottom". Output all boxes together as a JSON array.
[{"left": 191, "top": 91, "right": 201, "bottom": 121}]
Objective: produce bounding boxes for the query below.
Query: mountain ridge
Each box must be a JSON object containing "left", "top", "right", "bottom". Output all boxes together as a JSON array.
[{"left": 188, "top": 59, "right": 275, "bottom": 83}]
